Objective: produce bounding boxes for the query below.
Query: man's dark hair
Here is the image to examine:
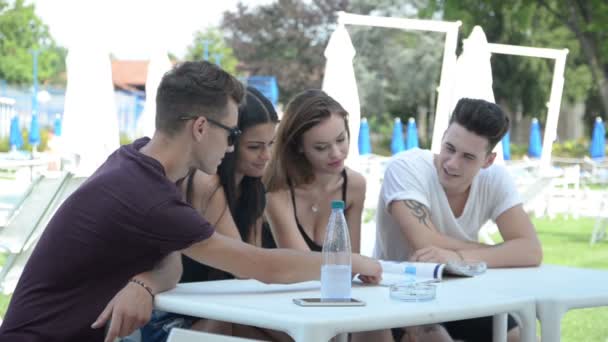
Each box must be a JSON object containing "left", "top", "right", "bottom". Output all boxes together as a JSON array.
[
  {"left": 449, "top": 98, "right": 510, "bottom": 152},
  {"left": 155, "top": 61, "right": 244, "bottom": 135}
]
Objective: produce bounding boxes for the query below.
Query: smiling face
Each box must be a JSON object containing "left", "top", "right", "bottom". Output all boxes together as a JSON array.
[
  {"left": 435, "top": 122, "right": 496, "bottom": 194},
  {"left": 235, "top": 122, "right": 277, "bottom": 178},
  {"left": 300, "top": 112, "right": 349, "bottom": 175}
]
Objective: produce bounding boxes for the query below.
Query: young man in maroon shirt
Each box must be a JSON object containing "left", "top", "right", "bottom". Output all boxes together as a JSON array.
[{"left": 0, "top": 61, "right": 381, "bottom": 342}]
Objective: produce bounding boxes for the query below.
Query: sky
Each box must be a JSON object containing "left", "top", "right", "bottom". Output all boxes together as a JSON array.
[{"left": 33, "top": 0, "right": 276, "bottom": 60}]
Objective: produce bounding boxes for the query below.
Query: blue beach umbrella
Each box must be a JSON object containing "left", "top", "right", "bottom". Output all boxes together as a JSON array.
[
  {"left": 54, "top": 113, "right": 62, "bottom": 136},
  {"left": 29, "top": 114, "right": 41, "bottom": 149},
  {"left": 358, "top": 117, "right": 371, "bottom": 155},
  {"left": 406, "top": 118, "right": 419, "bottom": 150},
  {"left": 502, "top": 130, "right": 511, "bottom": 161},
  {"left": 528, "top": 118, "right": 542, "bottom": 158},
  {"left": 9, "top": 116, "right": 23, "bottom": 151},
  {"left": 590, "top": 117, "right": 606, "bottom": 160},
  {"left": 390, "top": 118, "right": 405, "bottom": 155}
]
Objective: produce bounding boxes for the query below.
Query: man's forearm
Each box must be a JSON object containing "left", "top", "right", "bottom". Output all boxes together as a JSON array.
[
  {"left": 459, "top": 237, "right": 543, "bottom": 268},
  {"left": 391, "top": 200, "right": 483, "bottom": 251},
  {"left": 133, "top": 252, "right": 183, "bottom": 294},
  {"left": 258, "top": 249, "right": 322, "bottom": 283},
  {"left": 421, "top": 230, "right": 485, "bottom": 251},
  {"left": 184, "top": 233, "right": 380, "bottom": 285},
  {"left": 260, "top": 250, "right": 379, "bottom": 284}
]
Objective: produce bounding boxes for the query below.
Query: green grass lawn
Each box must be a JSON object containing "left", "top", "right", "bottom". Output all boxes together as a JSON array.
[{"left": 0, "top": 216, "right": 607, "bottom": 341}]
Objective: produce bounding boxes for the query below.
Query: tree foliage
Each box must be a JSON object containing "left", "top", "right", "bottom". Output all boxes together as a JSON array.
[
  {"left": 215, "top": 0, "right": 607, "bottom": 140},
  {"left": 348, "top": 0, "right": 444, "bottom": 140},
  {"left": 184, "top": 28, "right": 239, "bottom": 75},
  {"left": 437, "top": 1, "right": 590, "bottom": 121},
  {"left": 535, "top": 0, "right": 608, "bottom": 119},
  {"left": 436, "top": 0, "right": 607, "bottom": 127},
  {"left": 0, "top": 0, "right": 66, "bottom": 85},
  {"left": 221, "top": 0, "right": 348, "bottom": 102}
]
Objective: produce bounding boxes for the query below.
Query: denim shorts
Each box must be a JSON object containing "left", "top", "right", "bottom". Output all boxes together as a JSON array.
[{"left": 139, "top": 310, "right": 198, "bottom": 342}]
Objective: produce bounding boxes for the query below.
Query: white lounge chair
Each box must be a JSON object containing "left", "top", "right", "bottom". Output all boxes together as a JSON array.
[{"left": 0, "top": 172, "right": 87, "bottom": 294}]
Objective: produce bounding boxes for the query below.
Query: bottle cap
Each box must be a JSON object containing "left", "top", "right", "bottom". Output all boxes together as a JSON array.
[{"left": 331, "top": 200, "right": 345, "bottom": 209}]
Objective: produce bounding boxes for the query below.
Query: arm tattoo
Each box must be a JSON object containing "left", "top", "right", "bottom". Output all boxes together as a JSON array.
[{"left": 403, "top": 200, "right": 431, "bottom": 229}]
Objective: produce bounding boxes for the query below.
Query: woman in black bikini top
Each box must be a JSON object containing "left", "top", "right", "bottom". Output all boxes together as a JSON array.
[
  {"left": 287, "top": 169, "right": 348, "bottom": 251},
  {"left": 264, "top": 89, "right": 366, "bottom": 255}
]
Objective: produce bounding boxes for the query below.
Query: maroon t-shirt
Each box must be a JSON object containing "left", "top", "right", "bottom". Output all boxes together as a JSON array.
[{"left": 0, "top": 138, "right": 214, "bottom": 342}]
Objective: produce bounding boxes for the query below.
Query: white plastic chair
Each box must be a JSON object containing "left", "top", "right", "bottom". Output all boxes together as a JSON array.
[
  {"left": 590, "top": 193, "right": 608, "bottom": 245},
  {"left": 478, "top": 167, "right": 553, "bottom": 244},
  {"left": 546, "top": 164, "right": 581, "bottom": 219},
  {"left": 167, "top": 328, "right": 262, "bottom": 342}
]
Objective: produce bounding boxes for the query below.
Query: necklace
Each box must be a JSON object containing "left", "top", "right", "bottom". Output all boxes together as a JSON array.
[{"left": 311, "top": 204, "right": 319, "bottom": 213}]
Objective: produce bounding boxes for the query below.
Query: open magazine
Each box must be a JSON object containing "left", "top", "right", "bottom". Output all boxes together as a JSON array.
[{"left": 376, "top": 260, "right": 487, "bottom": 286}]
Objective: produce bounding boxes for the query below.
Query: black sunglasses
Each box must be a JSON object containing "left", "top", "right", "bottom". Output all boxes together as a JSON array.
[{"left": 179, "top": 115, "right": 242, "bottom": 146}]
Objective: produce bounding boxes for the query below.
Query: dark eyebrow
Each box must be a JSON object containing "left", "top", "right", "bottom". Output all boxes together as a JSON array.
[
  {"left": 446, "top": 142, "right": 476, "bottom": 159},
  {"left": 313, "top": 130, "right": 346, "bottom": 145}
]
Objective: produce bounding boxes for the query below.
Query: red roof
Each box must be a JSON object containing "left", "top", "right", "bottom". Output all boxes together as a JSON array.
[{"left": 111, "top": 60, "right": 148, "bottom": 91}]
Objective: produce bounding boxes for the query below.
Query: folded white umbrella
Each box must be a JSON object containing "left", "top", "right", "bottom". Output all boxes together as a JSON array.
[
  {"left": 137, "top": 49, "right": 172, "bottom": 139},
  {"left": 62, "top": 43, "right": 120, "bottom": 176},
  {"left": 322, "top": 24, "right": 361, "bottom": 167}
]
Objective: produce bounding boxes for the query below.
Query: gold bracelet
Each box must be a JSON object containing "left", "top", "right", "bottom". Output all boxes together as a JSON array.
[{"left": 129, "top": 278, "right": 154, "bottom": 298}]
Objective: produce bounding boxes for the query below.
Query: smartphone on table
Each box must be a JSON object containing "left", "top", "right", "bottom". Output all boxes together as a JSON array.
[{"left": 293, "top": 298, "right": 365, "bottom": 307}]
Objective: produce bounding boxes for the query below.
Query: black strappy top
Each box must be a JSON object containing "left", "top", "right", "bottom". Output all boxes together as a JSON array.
[
  {"left": 176, "top": 170, "right": 276, "bottom": 283},
  {"left": 288, "top": 169, "right": 348, "bottom": 252}
]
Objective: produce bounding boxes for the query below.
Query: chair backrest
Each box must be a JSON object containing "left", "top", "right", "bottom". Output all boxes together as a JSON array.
[
  {"left": 553, "top": 164, "right": 581, "bottom": 190},
  {"left": 167, "top": 328, "right": 262, "bottom": 342},
  {"left": 0, "top": 173, "right": 71, "bottom": 254},
  {"left": 0, "top": 172, "right": 87, "bottom": 294}
]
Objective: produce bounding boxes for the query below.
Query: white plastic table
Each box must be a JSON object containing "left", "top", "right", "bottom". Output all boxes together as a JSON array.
[
  {"left": 155, "top": 279, "right": 536, "bottom": 342},
  {"left": 466, "top": 264, "right": 608, "bottom": 342}
]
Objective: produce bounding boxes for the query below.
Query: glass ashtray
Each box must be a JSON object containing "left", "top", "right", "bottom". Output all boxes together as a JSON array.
[{"left": 389, "top": 282, "right": 436, "bottom": 302}]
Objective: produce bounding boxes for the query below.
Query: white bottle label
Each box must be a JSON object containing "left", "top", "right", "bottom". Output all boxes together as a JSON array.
[{"left": 321, "top": 264, "right": 352, "bottom": 300}]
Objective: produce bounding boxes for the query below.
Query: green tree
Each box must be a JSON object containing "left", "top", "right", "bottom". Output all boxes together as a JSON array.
[
  {"left": 439, "top": 1, "right": 562, "bottom": 119},
  {"left": 347, "top": 0, "right": 445, "bottom": 145},
  {"left": 221, "top": 0, "right": 348, "bottom": 103},
  {"left": 185, "top": 28, "right": 239, "bottom": 75},
  {"left": 435, "top": 0, "right": 603, "bottom": 129},
  {"left": 536, "top": 0, "right": 608, "bottom": 120},
  {"left": 0, "top": 0, "right": 66, "bottom": 85}
]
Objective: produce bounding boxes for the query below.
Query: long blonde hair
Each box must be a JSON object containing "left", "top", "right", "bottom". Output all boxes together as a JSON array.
[{"left": 264, "top": 89, "right": 349, "bottom": 192}]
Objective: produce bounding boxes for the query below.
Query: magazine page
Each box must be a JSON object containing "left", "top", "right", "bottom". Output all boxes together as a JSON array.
[
  {"left": 354, "top": 260, "right": 487, "bottom": 287},
  {"left": 378, "top": 261, "right": 445, "bottom": 286}
]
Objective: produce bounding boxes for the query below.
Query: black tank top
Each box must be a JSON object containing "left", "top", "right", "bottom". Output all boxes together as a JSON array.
[
  {"left": 177, "top": 170, "right": 276, "bottom": 283},
  {"left": 288, "top": 169, "right": 348, "bottom": 252}
]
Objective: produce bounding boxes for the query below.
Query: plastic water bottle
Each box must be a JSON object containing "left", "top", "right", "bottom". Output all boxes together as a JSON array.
[{"left": 321, "top": 200, "right": 352, "bottom": 301}]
